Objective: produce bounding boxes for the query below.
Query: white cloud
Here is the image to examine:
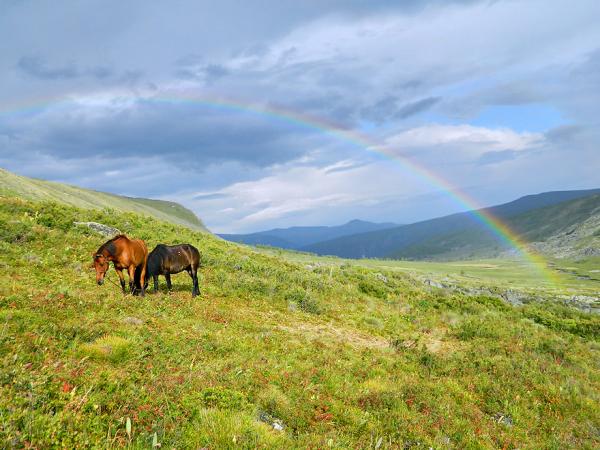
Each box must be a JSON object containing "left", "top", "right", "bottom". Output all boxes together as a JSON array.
[{"left": 384, "top": 124, "right": 543, "bottom": 153}]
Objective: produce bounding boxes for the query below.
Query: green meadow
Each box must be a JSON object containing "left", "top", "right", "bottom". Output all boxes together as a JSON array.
[
  {"left": 1, "top": 196, "right": 599, "bottom": 448},
  {"left": 257, "top": 247, "right": 600, "bottom": 298}
]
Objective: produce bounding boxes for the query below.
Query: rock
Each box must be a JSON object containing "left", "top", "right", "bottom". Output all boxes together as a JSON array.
[
  {"left": 501, "top": 289, "right": 525, "bottom": 307},
  {"left": 492, "top": 412, "right": 513, "bottom": 427},
  {"left": 23, "top": 253, "right": 41, "bottom": 264},
  {"left": 258, "top": 411, "right": 285, "bottom": 432},
  {"left": 74, "top": 221, "right": 121, "bottom": 237},
  {"left": 123, "top": 317, "right": 143, "bottom": 326},
  {"left": 424, "top": 279, "right": 444, "bottom": 289},
  {"left": 375, "top": 273, "right": 388, "bottom": 283},
  {"left": 582, "top": 247, "right": 600, "bottom": 256}
]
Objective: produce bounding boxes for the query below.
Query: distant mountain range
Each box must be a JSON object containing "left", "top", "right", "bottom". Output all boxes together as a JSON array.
[
  {"left": 219, "top": 219, "right": 399, "bottom": 250},
  {"left": 304, "top": 189, "right": 600, "bottom": 259},
  {"left": 0, "top": 168, "right": 208, "bottom": 232},
  {"left": 6, "top": 166, "right": 597, "bottom": 260},
  {"left": 222, "top": 189, "right": 600, "bottom": 260}
]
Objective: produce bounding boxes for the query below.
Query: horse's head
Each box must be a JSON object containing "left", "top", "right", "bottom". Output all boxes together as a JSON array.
[{"left": 92, "top": 253, "right": 109, "bottom": 285}]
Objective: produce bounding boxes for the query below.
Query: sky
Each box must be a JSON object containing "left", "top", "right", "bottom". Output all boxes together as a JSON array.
[{"left": 1, "top": 0, "right": 599, "bottom": 233}]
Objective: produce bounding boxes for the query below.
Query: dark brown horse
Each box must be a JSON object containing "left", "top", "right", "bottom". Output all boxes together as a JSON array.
[
  {"left": 93, "top": 235, "right": 148, "bottom": 296},
  {"left": 144, "top": 244, "right": 201, "bottom": 297}
]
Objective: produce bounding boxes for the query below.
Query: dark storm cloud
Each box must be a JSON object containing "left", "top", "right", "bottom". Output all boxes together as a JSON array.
[
  {"left": 174, "top": 61, "right": 229, "bottom": 84},
  {"left": 396, "top": 96, "right": 441, "bottom": 119},
  {"left": 173, "top": 54, "right": 229, "bottom": 81},
  {"left": 361, "top": 96, "right": 441, "bottom": 123},
  {"left": 3, "top": 99, "right": 322, "bottom": 169},
  {"left": 17, "top": 56, "right": 113, "bottom": 80}
]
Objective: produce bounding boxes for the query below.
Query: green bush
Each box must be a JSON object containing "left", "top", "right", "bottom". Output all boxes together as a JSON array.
[
  {"left": 358, "top": 279, "right": 387, "bottom": 299},
  {"left": 285, "top": 288, "right": 322, "bottom": 314},
  {"left": 0, "top": 219, "right": 32, "bottom": 243},
  {"left": 453, "top": 316, "right": 501, "bottom": 340},
  {"left": 197, "top": 387, "right": 248, "bottom": 410},
  {"left": 522, "top": 304, "right": 600, "bottom": 339}
]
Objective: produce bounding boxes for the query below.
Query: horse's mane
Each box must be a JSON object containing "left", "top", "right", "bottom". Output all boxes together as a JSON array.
[
  {"left": 97, "top": 234, "right": 128, "bottom": 256},
  {"left": 107, "top": 234, "right": 128, "bottom": 242}
]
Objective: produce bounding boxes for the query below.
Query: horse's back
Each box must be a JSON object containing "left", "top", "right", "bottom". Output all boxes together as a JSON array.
[
  {"left": 127, "top": 238, "right": 148, "bottom": 265},
  {"left": 178, "top": 244, "right": 200, "bottom": 266},
  {"left": 149, "top": 243, "right": 200, "bottom": 273},
  {"left": 133, "top": 238, "right": 148, "bottom": 254}
]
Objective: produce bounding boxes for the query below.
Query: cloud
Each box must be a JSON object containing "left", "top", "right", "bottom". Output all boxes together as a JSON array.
[
  {"left": 360, "top": 96, "right": 440, "bottom": 123},
  {"left": 17, "top": 56, "right": 113, "bottom": 80},
  {"left": 476, "top": 149, "right": 518, "bottom": 166},
  {"left": 174, "top": 55, "right": 229, "bottom": 84},
  {"left": 396, "top": 97, "right": 441, "bottom": 119},
  {"left": 385, "top": 124, "right": 543, "bottom": 153},
  {"left": 192, "top": 192, "right": 229, "bottom": 201},
  {"left": 324, "top": 160, "right": 371, "bottom": 174},
  {"left": 1, "top": 0, "right": 599, "bottom": 233},
  {"left": 2, "top": 93, "right": 328, "bottom": 169}
]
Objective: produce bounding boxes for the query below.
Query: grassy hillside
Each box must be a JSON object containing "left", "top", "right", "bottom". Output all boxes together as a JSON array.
[
  {"left": 304, "top": 191, "right": 600, "bottom": 260},
  {"left": 1, "top": 196, "right": 599, "bottom": 448},
  {"left": 391, "top": 194, "right": 600, "bottom": 260},
  {"left": 0, "top": 168, "right": 208, "bottom": 232}
]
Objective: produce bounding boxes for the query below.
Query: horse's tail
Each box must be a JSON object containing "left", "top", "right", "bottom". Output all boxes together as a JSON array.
[{"left": 134, "top": 265, "right": 143, "bottom": 289}]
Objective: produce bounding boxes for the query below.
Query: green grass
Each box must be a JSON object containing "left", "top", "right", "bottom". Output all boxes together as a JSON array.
[
  {"left": 0, "top": 168, "right": 208, "bottom": 232},
  {"left": 258, "top": 247, "right": 600, "bottom": 297},
  {"left": 1, "top": 196, "right": 599, "bottom": 448}
]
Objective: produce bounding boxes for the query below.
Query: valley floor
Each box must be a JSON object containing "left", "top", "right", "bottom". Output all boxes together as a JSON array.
[
  {"left": 259, "top": 247, "right": 600, "bottom": 302},
  {"left": 1, "top": 197, "right": 599, "bottom": 448}
]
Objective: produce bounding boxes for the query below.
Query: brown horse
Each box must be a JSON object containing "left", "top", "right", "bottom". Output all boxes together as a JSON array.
[{"left": 92, "top": 235, "right": 148, "bottom": 296}]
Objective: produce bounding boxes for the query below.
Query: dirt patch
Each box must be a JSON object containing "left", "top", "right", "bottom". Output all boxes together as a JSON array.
[
  {"left": 392, "top": 328, "right": 459, "bottom": 355},
  {"left": 277, "top": 322, "right": 390, "bottom": 351}
]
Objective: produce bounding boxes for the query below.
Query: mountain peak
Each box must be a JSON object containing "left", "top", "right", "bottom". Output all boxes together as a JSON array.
[{"left": 345, "top": 219, "right": 371, "bottom": 225}]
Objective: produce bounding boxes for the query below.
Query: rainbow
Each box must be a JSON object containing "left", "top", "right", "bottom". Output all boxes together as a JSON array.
[{"left": 0, "top": 91, "right": 558, "bottom": 284}]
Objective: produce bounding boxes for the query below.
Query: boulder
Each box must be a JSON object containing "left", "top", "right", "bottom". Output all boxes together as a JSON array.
[{"left": 74, "top": 222, "right": 121, "bottom": 237}]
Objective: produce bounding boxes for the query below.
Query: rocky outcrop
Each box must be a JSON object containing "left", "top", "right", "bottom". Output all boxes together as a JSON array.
[{"left": 74, "top": 221, "right": 121, "bottom": 237}]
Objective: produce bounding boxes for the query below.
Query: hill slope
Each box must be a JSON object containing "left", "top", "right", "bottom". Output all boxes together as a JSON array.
[
  {"left": 0, "top": 168, "right": 208, "bottom": 232},
  {"left": 220, "top": 219, "right": 399, "bottom": 249},
  {"left": 304, "top": 190, "right": 600, "bottom": 259},
  {"left": 0, "top": 195, "right": 598, "bottom": 448}
]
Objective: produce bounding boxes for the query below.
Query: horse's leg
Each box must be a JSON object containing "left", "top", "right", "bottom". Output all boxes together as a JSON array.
[
  {"left": 128, "top": 265, "right": 136, "bottom": 295},
  {"left": 188, "top": 265, "right": 200, "bottom": 297},
  {"left": 134, "top": 266, "right": 142, "bottom": 291},
  {"left": 153, "top": 275, "right": 159, "bottom": 293},
  {"left": 186, "top": 268, "right": 195, "bottom": 297},
  {"left": 139, "top": 264, "right": 146, "bottom": 297},
  {"left": 165, "top": 272, "right": 172, "bottom": 292},
  {"left": 116, "top": 268, "right": 126, "bottom": 294}
]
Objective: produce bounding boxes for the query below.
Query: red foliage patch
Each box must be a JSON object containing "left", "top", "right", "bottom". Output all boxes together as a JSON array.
[{"left": 313, "top": 404, "right": 333, "bottom": 422}]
